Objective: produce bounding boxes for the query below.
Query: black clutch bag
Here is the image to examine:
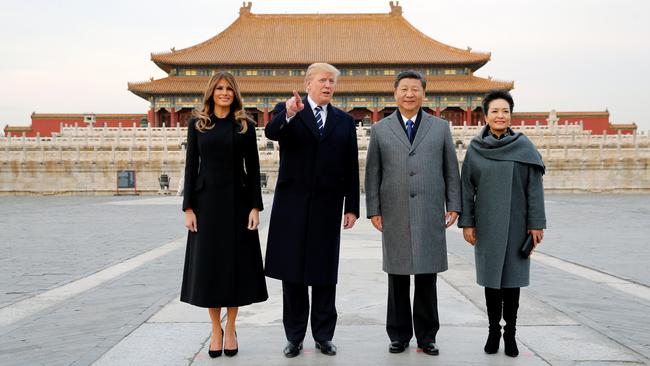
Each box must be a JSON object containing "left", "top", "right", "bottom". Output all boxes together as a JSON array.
[{"left": 520, "top": 234, "right": 534, "bottom": 258}]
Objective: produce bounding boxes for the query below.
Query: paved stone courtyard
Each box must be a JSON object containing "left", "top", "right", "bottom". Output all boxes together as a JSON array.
[{"left": 0, "top": 194, "right": 649, "bottom": 365}]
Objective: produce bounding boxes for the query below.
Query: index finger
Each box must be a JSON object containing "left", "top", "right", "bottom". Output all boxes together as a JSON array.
[{"left": 292, "top": 90, "right": 301, "bottom": 101}]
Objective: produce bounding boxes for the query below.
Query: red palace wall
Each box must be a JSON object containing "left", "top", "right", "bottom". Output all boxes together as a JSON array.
[
  {"left": 512, "top": 112, "right": 634, "bottom": 135},
  {"left": 8, "top": 114, "right": 146, "bottom": 137},
  {"left": 5, "top": 111, "right": 635, "bottom": 137}
]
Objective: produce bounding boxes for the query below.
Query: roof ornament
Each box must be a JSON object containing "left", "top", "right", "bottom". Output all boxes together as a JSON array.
[
  {"left": 466, "top": 46, "right": 472, "bottom": 52},
  {"left": 240, "top": 2, "right": 252, "bottom": 16},
  {"left": 170, "top": 47, "right": 175, "bottom": 52},
  {"left": 389, "top": 1, "right": 402, "bottom": 16}
]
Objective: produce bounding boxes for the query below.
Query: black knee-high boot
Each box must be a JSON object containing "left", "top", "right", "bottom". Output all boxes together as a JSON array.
[
  {"left": 502, "top": 288, "right": 520, "bottom": 357},
  {"left": 484, "top": 287, "right": 502, "bottom": 354}
]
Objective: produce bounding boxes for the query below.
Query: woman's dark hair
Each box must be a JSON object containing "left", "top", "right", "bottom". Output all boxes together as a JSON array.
[
  {"left": 482, "top": 90, "right": 514, "bottom": 115},
  {"left": 394, "top": 70, "right": 426, "bottom": 90}
]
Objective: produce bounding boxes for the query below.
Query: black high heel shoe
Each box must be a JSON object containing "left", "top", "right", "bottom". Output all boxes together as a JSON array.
[
  {"left": 208, "top": 329, "right": 224, "bottom": 358},
  {"left": 224, "top": 331, "right": 238, "bottom": 357}
]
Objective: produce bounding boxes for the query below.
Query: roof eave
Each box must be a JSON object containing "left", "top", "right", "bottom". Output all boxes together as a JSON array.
[{"left": 151, "top": 55, "right": 173, "bottom": 73}]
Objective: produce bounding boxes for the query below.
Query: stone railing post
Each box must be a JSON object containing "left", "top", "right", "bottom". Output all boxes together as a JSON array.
[
  {"left": 633, "top": 129, "right": 639, "bottom": 160},
  {"left": 599, "top": 139, "right": 604, "bottom": 161},
  {"left": 21, "top": 133, "right": 27, "bottom": 162},
  {"left": 38, "top": 133, "right": 45, "bottom": 163},
  {"left": 3, "top": 134, "right": 10, "bottom": 162}
]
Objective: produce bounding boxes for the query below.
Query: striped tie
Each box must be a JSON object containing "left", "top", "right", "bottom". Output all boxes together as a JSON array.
[{"left": 314, "top": 106, "right": 324, "bottom": 135}]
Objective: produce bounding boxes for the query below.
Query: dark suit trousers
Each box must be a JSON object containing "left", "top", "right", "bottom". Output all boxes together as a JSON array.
[
  {"left": 282, "top": 281, "right": 337, "bottom": 343},
  {"left": 387, "top": 273, "right": 439, "bottom": 345}
]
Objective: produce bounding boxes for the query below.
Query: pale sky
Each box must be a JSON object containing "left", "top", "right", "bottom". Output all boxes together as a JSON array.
[{"left": 1, "top": 0, "right": 649, "bottom": 132}]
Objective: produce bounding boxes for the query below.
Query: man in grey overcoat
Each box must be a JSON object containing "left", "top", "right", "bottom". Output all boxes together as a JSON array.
[{"left": 365, "top": 71, "right": 461, "bottom": 356}]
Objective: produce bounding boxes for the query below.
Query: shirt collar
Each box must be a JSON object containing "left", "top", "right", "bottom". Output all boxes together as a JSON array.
[
  {"left": 402, "top": 114, "right": 417, "bottom": 123},
  {"left": 307, "top": 95, "right": 327, "bottom": 111},
  {"left": 397, "top": 108, "right": 421, "bottom": 126},
  {"left": 486, "top": 127, "right": 514, "bottom": 140}
]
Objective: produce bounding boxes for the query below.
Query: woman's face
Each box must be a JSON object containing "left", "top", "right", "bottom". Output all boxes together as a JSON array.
[
  {"left": 485, "top": 98, "right": 511, "bottom": 134},
  {"left": 212, "top": 79, "right": 235, "bottom": 109}
]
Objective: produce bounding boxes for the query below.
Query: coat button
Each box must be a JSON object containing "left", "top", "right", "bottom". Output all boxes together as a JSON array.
[
  {"left": 409, "top": 172, "right": 416, "bottom": 176},
  {"left": 410, "top": 193, "right": 416, "bottom": 198},
  {"left": 409, "top": 152, "right": 415, "bottom": 156}
]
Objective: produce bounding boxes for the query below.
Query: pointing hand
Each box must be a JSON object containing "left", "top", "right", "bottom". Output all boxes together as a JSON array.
[{"left": 285, "top": 90, "right": 305, "bottom": 118}]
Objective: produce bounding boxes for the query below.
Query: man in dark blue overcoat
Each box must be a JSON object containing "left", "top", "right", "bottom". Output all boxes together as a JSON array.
[{"left": 265, "top": 62, "right": 360, "bottom": 358}]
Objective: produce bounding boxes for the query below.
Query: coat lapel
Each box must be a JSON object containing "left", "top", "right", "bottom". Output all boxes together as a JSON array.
[
  {"left": 411, "top": 112, "right": 433, "bottom": 151},
  {"left": 298, "top": 97, "right": 321, "bottom": 140},
  {"left": 386, "top": 112, "right": 411, "bottom": 149}
]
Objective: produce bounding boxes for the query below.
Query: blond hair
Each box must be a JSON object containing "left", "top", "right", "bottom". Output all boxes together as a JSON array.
[
  {"left": 192, "top": 72, "right": 251, "bottom": 133},
  {"left": 304, "top": 63, "right": 341, "bottom": 85}
]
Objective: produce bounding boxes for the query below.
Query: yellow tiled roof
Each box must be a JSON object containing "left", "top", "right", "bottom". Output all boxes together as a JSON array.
[
  {"left": 128, "top": 75, "right": 513, "bottom": 98},
  {"left": 151, "top": 8, "right": 490, "bottom": 71}
]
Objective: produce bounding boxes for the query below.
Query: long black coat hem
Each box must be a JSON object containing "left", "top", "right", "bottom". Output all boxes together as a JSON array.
[{"left": 180, "top": 294, "right": 269, "bottom": 309}]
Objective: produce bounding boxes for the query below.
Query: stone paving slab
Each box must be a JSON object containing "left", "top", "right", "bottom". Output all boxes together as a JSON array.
[
  {"left": 93, "top": 323, "right": 206, "bottom": 366},
  {"left": 519, "top": 325, "right": 643, "bottom": 364}
]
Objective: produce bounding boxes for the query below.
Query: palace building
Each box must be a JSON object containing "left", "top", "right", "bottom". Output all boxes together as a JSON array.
[
  {"left": 127, "top": 2, "right": 513, "bottom": 128},
  {"left": 3, "top": 2, "right": 636, "bottom": 137}
]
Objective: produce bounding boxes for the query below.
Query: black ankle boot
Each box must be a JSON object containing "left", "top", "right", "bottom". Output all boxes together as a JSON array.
[
  {"left": 503, "top": 332, "right": 518, "bottom": 357},
  {"left": 484, "top": 331, "right": 501, "bottom": 354},
  {"left": 502, "top": 288, "right": 520, "bottom": 357},
  {"left": 484, "top": 287, "right": 502, "bottom": 354}
]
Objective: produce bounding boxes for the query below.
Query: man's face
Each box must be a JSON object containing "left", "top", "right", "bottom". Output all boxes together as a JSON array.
[
  {"left": 394, "top": 78, "right": 424, "bottom": 116},
  {"left": 485, "top": 98, "right": 511, "bottom": 134},
  {"left": 306, "top": 72, "right": 336, "bottom": 105}
]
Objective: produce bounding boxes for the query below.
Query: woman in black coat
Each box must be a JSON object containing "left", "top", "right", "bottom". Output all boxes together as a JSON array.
[{"left": 181, "top": 72, "right": 268, "bottom": 358}]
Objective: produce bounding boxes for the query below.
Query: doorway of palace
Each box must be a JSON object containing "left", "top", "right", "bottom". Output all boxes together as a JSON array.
[
  {"left": 156, "top": 108, "right": 171, "bottom": 127},
  {"left": 381, "top": 107, "right": 397, "bottom": 119},
  {"left": 245, "top": 108, "right": 262, "bottom": 126},
  {"left": 441, "top": 107, "right": 464, "bottom": 126},
  {"left": 347, "top": 108, "right": 372, "bottom": 126},
  {"left": 177, "top": 108, "right": 193, "bottom": 127},
  {"left": 470, "top": 107, "right": 483, "bottom": 126}
]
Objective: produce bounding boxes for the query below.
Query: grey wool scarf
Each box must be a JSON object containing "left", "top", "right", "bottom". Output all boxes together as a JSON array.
[{"left": 468, "top": 126, "right": 545, "bottom": 174}]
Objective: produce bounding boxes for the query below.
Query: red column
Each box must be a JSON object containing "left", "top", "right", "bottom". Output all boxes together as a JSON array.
[
  {"left": 435, "top": 107, "right": 441, "bottom": 117},
  {"left": 154, "top": 110, "right": 159, "bottom": 127},
  {"left": 372, "top": 108, "right": 379, "bottom": 123},
  {"left": 147, "top": 108, "right": 154, "bottom": 126},
  {"left": 263, "top": 107, "right": 269, "bottom": 126},
  {"left": 465, "top": 108, "right": 472, "bottom": 125},
  {"left": 170, "top": 108, "right": 177, "bottom": 126}
]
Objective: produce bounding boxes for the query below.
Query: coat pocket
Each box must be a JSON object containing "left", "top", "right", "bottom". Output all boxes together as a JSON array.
[{"left": 193, "top": 176, "right": 205, "bottom": 192}]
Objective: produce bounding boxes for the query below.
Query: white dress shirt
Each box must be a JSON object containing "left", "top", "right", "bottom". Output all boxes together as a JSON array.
[
  {"left": 402, "top": 112, "right": 417, "bottom": 128},
  {"left": 286, "top": 95, "right": 328, "bottom": 128}
]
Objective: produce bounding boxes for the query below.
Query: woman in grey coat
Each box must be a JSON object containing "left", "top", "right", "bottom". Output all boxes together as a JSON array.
[{"left": 458, "top": 90, "right": 546, "bottom": 357}]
